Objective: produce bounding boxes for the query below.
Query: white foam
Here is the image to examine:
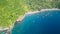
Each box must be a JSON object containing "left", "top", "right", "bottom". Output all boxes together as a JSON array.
[
  {"left": 0, "top": 28, "right": 9, "bottom": 31},
  {"left": 17, "top": 9, "right": 60, "bottom": 22},
  {"left": 41, "top": 9, "right": 60, "bottom": 11},
  {"left": 26, "top": 9, "right": 60, "bottom": 14},
  {"left": 26, "top": 10, "right": 40, "bottom": 14}
]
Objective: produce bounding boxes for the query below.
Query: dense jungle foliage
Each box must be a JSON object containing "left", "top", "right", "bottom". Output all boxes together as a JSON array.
[{"left": 0, "top": 0, "right": 60, "bottom": 28}]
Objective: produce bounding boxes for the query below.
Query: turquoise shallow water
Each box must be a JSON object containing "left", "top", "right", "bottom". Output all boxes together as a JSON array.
[{"left": 12, "top": 10, "right": 60, "bottom": 34}]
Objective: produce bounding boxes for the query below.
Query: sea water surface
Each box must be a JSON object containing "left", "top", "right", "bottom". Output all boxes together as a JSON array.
[{"left": 12, "top": 10, "right": 60, "bottom": 34}]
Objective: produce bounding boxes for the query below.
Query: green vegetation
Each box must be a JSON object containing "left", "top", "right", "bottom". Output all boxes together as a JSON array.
[{"left": 0, "top": 0, "right": 60, "bottom": 28}]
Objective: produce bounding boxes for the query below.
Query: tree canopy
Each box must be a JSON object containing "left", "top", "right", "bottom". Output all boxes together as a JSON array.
[{"left": 0, "top": 0, "right": 60, "bottom": 28}]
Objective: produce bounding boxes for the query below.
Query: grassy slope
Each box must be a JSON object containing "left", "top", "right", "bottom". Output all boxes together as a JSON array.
[
  {"left": 0, "top": 0, "right": 30, "bottom": 28},
  {"left": 0, "top": 0, "right": 60, "bottom": 28}
]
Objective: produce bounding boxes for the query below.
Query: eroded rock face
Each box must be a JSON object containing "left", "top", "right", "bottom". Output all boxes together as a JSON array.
[{"left": 12, "top": 9, "right": 60, "bottom": 34}]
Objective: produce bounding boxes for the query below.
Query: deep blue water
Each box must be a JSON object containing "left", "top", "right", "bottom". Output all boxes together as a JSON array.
[{"left": 12, "top": 10, "right": 60, "bottom": 34}]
